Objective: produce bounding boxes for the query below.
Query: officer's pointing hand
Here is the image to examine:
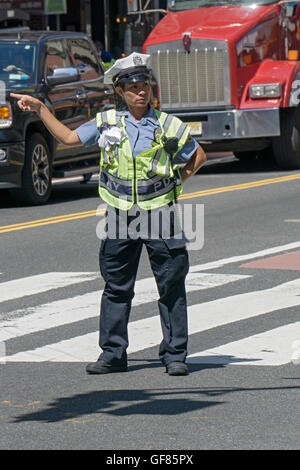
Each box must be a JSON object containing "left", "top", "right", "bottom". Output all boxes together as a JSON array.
[{"left": 10, "top": 93, "right": 41, "bottom": 113}]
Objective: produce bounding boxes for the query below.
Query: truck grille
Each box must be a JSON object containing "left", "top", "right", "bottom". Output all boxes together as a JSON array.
[{"left": 147, "top": 40, "right": 230, "bottom": 110}]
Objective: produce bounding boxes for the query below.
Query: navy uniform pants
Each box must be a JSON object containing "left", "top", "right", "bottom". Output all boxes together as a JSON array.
[{"left": 98, "top": 236, "right": 189, "bottom": 366}]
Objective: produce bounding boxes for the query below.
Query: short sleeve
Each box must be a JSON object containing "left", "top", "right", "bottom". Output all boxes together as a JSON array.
[
  {"left": 174, "top": 136, "right": 199, "bottom": 163},
  {"left": 76, "top": 119, "right": 100, "bottom": 147}
]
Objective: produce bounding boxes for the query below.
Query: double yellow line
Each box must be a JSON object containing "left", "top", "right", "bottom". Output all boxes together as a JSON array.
[
  {"left": 180, "top": 172, "right": 300, "bottom": 199},
  {"left": 0, "top": 208, "right": 105, "bottom": 234},
  {"left": 1, "top": 173, "right": 300, "bottom": 234}
]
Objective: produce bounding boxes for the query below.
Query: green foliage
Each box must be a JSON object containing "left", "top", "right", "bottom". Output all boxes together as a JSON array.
[{"left": 103, "top": 59, "right": 116, "bottom": 71}]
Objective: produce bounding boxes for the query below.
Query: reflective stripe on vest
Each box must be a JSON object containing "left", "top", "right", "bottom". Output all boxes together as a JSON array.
[
  {"left": 99, "top": 169, "right": 132, "bottom": 200},
  {"left": 148, "top": 117, "right": 189, "bottom": 178},
  {"left": 137, "top": 173, "right": 181, "bottom": 201},
  {"left": 96, "top": 109, "right": 189, "bottom": 210},
  {"left": 149, "top": 114, "right": 173, "bottom": 177}
]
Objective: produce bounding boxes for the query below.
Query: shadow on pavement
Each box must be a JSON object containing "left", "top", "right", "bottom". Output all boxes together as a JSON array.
[
  {"left": 200, "top": 154, "right": 281, "bottom": 175},
  {"left": 9, "top": 358, "right": 300, "bottom": 423}
]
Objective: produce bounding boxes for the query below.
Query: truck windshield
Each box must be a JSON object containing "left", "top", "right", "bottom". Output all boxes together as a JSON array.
[
  {"left": 0, "top": 43, "right": 36, "bottom": 88},
  {"left": 168, "top": 0, "right": 278, "bottom": 10}
]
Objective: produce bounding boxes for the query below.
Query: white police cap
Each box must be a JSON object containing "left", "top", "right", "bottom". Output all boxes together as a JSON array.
[{"left": 104, "top": 52, "right": 152, "bottom": 86}]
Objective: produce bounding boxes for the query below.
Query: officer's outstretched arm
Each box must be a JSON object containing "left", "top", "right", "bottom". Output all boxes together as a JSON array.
[
  {"left": 180, "top": 145, "right": 206, "bottom": 182},
  {"left": 10, "top": 93, "right": 80, "bottom": 146}
]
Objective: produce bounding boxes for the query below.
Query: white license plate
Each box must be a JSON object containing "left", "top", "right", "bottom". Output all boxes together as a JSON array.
[{"left": 186, "top": 121, "right": 202, "bottom": 136}]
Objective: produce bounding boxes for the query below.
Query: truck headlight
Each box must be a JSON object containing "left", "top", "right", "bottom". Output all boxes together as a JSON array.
[
  {"left": 0, "top": 103, "right": 12, "bottom": 129},
  {"left": 250, "top": 83, "right": 281, "bottom": 98}
]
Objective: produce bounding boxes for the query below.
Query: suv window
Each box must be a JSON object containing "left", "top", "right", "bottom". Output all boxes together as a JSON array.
[
  {"left": 0, "top": 43, "right": 36, "bottom": 88},
  {"left": 66, "top": 37, "right": 101, "bottom": 81},
  {"left": 44, "top": 39, "right": 72, "bottom": 77}
]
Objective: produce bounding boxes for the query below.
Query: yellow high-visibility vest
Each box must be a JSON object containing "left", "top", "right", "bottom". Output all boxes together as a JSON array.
[{"left": 96, "top": 109, "right": 190, "bottom": 210}]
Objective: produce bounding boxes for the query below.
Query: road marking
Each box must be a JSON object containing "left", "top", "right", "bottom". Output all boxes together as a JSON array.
[
  {"left": 0, "top": 210, "right": 102, "bottom": 234},
  {"left": 0, "top": 273, "right": 249, "bottom": 342},
  {"left": 1, "top": 173, "right": 300, "bottom": 233},
  {"left": 2, "top": 237, "right": 300, "bottom": 299},
  {"left": 2, "top": 239, "right": 300, "bottom": 340},
  {"left": 0, "top": 272, "right": 99, "bottom": 303},
  {"left": 189, "top": 240, "right": 300, "bottom": 272},
  {"left": 0, "top": 210, "right": 96, "bottom": 229},
  {"left": 187, "top": 322, "right": 300, "bottom": 366},
  {"left": 240, "top": 250, "right": 300, "bottom": 271},
  {"left": 180, "top": 173, "right": 300, "bottom": 199},
  {"left": 4, "top": 277, "right": 300, "bottom": 363}
]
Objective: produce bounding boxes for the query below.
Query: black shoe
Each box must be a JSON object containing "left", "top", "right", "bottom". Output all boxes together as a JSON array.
[
  {"left": 86, "top": 359, "right": 128, "bottom": 375},
  {"left": 166, "top": 361, "right": 189, "bottom": 376}
]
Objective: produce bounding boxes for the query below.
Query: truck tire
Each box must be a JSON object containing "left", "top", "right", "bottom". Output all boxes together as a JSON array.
[
  {"left": 272, "top": 107, "right": 300, "bottom": 169},
  {"left": 21, "top": 133, "right": 52, "bottom": 204}
]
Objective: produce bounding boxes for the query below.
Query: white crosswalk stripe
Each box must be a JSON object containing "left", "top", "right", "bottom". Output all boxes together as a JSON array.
[
  {"left": 2, "top": 241, "right": 300, "bottom": 366},
  {"left": 0, "top": 272, "right": 99, "bottom": 303},
  {"left": 0, "top": 272, "right": 249, "bottom": 342},
  {"left": 3, "top": 277, "right": 300, "bottom": 363},
  {"left": 187, "top": 322, "right": 300, "bottom": 366}
]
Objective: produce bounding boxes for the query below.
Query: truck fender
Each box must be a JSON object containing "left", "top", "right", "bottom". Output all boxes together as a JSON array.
[{"left": 240, "top": 59, "right": 300, "bottom": 109}]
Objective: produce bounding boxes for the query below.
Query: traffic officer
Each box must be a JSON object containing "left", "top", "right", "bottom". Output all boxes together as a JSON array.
[{"left": 11, "top": 52, "right": 206, "bottom": 376}]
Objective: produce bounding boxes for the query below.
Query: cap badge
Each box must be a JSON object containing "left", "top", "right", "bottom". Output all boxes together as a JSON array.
[{"left": 133, "top": 55, "right": 143, "bottom": 65}]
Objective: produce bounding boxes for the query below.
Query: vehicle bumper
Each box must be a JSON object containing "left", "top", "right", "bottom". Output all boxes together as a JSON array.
[
  {"left": 0, "top": 141, "right": 24, "bottom": 188},
  {"left": 174, "top": 108, "right": 280, "bottom": 141}
]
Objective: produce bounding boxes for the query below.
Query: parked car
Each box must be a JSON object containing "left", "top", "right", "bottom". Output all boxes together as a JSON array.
[{"left": 0, "top": 30, "right": 115, "bottom": 204}]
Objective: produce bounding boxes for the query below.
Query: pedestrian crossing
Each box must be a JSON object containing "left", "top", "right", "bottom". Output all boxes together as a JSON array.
[
  {"left": 0, "top": 272, "right": 248, "bottom": 342},
  {"left": 1, "top": 246, "right": 300, "bottom": 366},
  {"left": 188, "top": 322, "right": 300, "bottom": 366},
  {"left": 0, "top": 272, "right": 99, "bottom": 303}
]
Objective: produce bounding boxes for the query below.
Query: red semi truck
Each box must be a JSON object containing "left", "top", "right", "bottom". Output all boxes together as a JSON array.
[{"left": 143, "top": 0, "right": 300, "bottom": 169}]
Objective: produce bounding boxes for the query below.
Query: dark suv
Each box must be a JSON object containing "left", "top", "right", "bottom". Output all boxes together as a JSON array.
[{"left": 0, "top": 30, "right": 115, "bottom": 204}]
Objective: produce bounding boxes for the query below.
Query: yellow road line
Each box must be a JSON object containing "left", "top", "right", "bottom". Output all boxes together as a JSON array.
[
  {"left": 0, "top": 213, "right": 97, "bottom": 233},
  {"left": 0, "top": 209, "right": 97, "bottom": 230},
  {"left": 179, "top": 173, "right": 300, "bottom": 199},
  {"left": 0, "top": 209, "right": 106, "bottom": 234},
  {"left": 1, "top": 173, "right": 300, "bottom": 234}
]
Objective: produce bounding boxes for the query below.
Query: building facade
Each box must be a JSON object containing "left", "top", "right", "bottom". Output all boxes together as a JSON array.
[{"left": 0, "top": 0, "right": 167, "bottom": 58}]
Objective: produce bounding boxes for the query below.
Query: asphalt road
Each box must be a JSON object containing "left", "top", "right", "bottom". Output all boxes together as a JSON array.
[{"left": 1, "top": 153, "right": 300, "bottom": 451}]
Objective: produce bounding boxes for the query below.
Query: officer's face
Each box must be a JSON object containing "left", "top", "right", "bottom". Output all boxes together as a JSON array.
[{"left": 116, "top": 81, "right": 151, "bottom": 109}]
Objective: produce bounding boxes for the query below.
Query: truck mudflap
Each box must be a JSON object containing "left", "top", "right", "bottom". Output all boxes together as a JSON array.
[{"left": 175, "top": 108, "right": 280, "bottom": 141}]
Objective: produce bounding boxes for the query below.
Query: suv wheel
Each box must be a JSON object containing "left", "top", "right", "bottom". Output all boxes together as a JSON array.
[{"left": 21, "top": 133, "right": 52, "bottom": 204}]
